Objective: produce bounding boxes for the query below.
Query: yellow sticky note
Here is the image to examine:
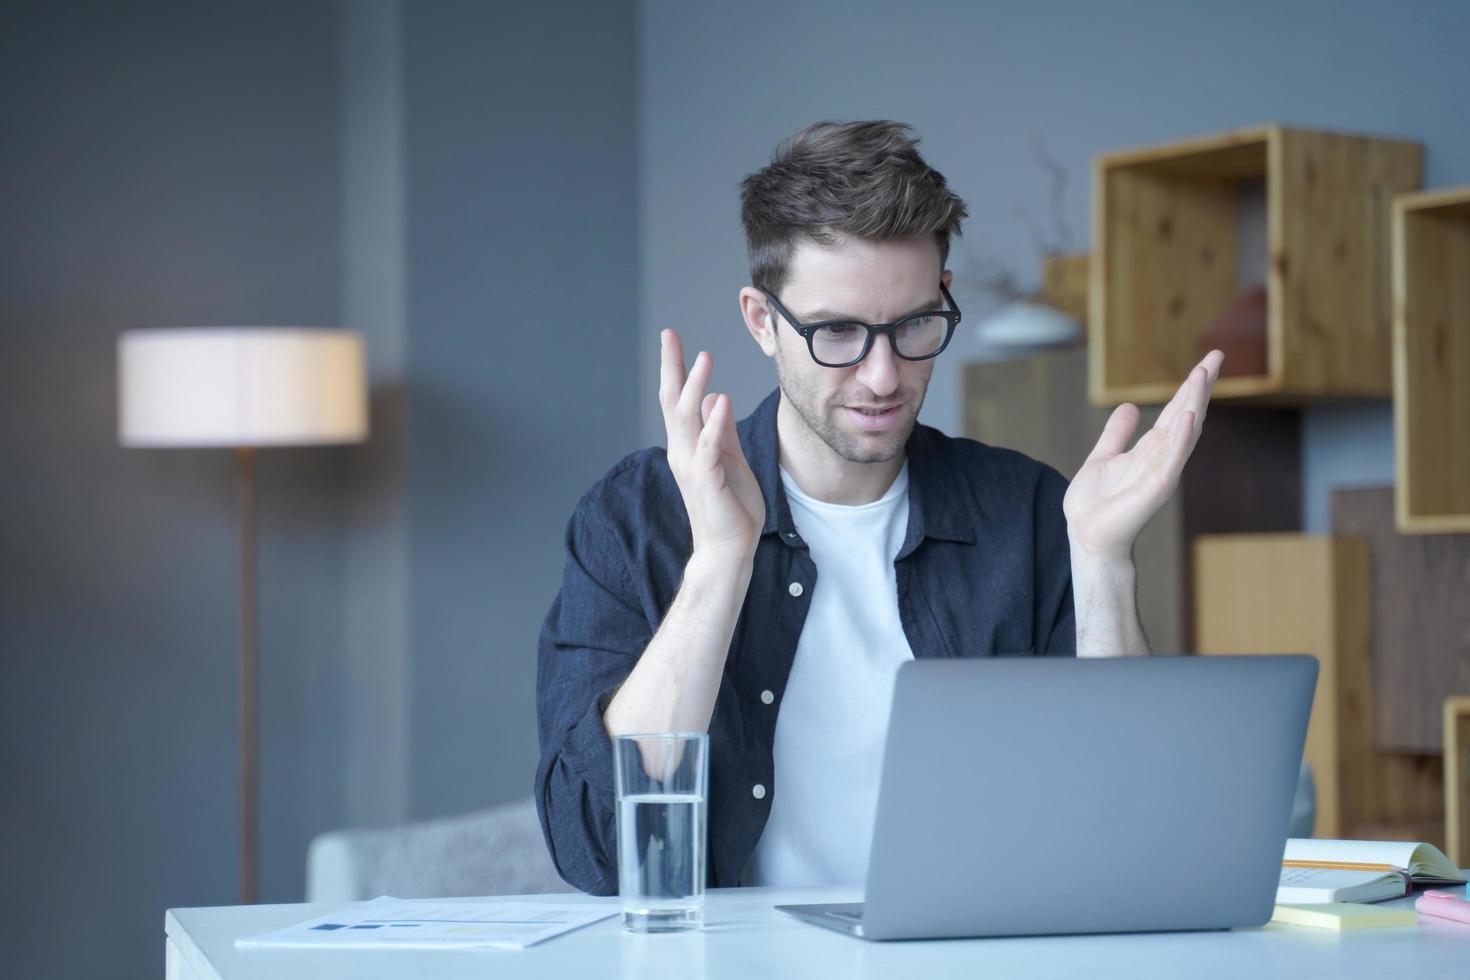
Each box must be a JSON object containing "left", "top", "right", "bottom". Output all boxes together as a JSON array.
[{"left": 1272, "top": 903, "right": 1419, "bottom": 931}]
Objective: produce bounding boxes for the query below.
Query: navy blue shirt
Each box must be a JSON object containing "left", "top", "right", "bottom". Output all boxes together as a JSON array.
[{"left": 534, "top": 388, "right": 1075, "bottom": 895}]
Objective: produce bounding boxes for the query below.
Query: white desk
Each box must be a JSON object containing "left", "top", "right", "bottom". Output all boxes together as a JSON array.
[{"left": 167, "top": 884, "right": 1470, "bottom": 979}]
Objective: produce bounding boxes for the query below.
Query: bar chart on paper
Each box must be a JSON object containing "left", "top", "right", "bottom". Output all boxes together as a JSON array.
[{"left": 234, "top": 897, "right": 617, "bottom": 950}]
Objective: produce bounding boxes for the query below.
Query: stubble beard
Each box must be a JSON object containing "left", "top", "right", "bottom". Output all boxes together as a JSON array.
[{"left": 773, "top": 346, "right": 928, "bottom": 465}]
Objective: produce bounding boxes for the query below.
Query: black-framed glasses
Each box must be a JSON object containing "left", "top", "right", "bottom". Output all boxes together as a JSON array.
[{"left": 761, "top": 283, "right": 962, "bottom": 368}]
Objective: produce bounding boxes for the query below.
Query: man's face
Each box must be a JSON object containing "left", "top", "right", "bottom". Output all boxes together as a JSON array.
[{"left": 761, "top": 235, "right": 949, "bottom": 465}]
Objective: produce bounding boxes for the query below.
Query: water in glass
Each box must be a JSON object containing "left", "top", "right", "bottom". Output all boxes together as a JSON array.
[{"left": 617, "top": 791, "right": 706, "bottom": 932}]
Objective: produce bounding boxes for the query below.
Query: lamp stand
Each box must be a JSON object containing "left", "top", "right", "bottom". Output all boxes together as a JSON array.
[
  {"left": 236, "top": 446, "right": 259, "bottom": 905},
  {"left": 118, "top": 329, "right": 367, "bottom": 906}
]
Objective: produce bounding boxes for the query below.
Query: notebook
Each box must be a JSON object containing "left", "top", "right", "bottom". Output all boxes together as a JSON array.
[
  {"left": 1277, "top": 866, "right": 1408, "bottom": 904},
  {"left": 1281, "top": 838, "right": 1464, "bottom": 888}
]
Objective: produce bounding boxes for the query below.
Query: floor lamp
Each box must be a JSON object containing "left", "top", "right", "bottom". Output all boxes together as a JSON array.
[{"left": 118, "top": 328, "right": 368, "bottom": 904}]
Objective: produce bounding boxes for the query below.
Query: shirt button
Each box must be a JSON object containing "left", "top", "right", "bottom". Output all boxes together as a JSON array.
[
  {"left": 787, "top": 582, "right": 804, "bottom": 598},
  {"left": 760, "top": 689, "right": 775, "bottom": 705},
  {"left": 752, "top": 783, "right": 767, "bottom": 800}
]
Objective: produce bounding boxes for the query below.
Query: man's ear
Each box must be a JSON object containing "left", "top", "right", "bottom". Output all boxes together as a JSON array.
[
  {"left": 942, "top": 267, "right": 953, "bottom": 292},
  {"left": 739, "top": 286, "right": 778, "bottom": 358}
]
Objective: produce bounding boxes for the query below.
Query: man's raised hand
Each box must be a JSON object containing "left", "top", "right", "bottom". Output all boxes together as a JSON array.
[
  {"left": 658, "top": 329, "right": 766, "bottom": 561},
  {"left": 1063, "top": 350, "right": 1225, "bottom": 561}
]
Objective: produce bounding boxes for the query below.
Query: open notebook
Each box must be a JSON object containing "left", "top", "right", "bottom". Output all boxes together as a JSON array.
[{"left": 1276, "top": 838, "right": 1465, "bottom": 904}]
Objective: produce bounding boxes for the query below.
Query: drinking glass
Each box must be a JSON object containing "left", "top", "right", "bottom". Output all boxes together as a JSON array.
[{"left": 612, "top": 732, "right": 709, "bottom": 933}]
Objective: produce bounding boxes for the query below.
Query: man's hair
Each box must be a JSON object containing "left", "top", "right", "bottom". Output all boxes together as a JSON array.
[{"left": 739, "top": 120, "right": 969, "bottom": 295}]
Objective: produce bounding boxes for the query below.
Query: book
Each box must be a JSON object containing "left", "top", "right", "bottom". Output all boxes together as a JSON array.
[
  {"left": 1282, "top": 838, "right": 1466, "bottom": 888},
  {"left": 1277, "top": 865, "right": 1408, "bottom": 904},
  {"left": 1272, "top": 902, "right": 1419, "bottom": 931}
]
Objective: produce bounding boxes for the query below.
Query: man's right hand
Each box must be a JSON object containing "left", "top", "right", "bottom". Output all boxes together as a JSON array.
[
  {"left": 658, "top": 329, "right": 766, "bottom": 562},
  {"left": 601, "top": 331, "right": 765, "bottom": 741}
]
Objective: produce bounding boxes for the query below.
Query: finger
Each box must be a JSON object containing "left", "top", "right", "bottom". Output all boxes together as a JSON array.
[
  {"left": 658, "top": 329, "right": 687, "bottom": 413},
  {"left": 1154, "top": 365, "right": 1199, "bottom": 430},
  {"left": 1134, "top": 410, "right": 1196, "bottom": 504},
  {"left": 678, "top": 350, "right": 714, "bottom": 417},
  {"left": 707, "top": 391, "right": 740, "bottom": 454},
  {"left": 1191, "top": 349, "right": 1224, "bottom": 429},
  {"left": 1201, "top": 348, "right": 1225, "bottom": 383},
  {"left": 665, "top": 349, "right": 713, "bottom": 455},
  {"left": 1086, "top": 403, "right": 1140, "bottom": 463},
  {"left": 1155, "top": 346, "right": 1221, "bottom": 430},
  {"left": 693, "top": 393, "right": 731, "bottom": 477},
  {"left": 1177, "top": 353, "right": 1221, "bottom": 433},
  {"left": 700, "top": 392, "right": 718, "bottom": 426},
  {"left": 1163, "top": 409, "right": 1200, "bottom": 478},
  {"left": 710, "top": 389, "right": 745, "bottom": 454}
]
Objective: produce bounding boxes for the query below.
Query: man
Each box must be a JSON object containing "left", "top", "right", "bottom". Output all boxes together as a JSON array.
[{"left": 535, "top": 120, "right": 1221, "bottom": 895}]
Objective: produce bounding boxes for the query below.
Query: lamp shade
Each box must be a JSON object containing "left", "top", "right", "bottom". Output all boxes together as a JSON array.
[{"left": 118, "top": 328, "right": 368, "bottom": 447}]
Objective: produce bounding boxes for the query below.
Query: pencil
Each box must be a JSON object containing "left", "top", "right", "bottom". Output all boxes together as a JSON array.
[{"left": 1281, "top": 860, "right": 1404, "bottom": 873}]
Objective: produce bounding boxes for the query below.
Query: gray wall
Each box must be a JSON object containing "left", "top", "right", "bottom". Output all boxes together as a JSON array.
[
  {"left": 0, "top": 2, "right": 346, "bottom": 977},
  {"left": 636, "top": 0, "right": 1470, "bottom": 533},
  {"left": 399, "top": 0, "right": 639, "bottom": 820},
  {"left": 340, "top": 0, "right": 411, "bottom": 834},
  {"left": 0, "top": 1, "right": 639, "bottom": 977}
]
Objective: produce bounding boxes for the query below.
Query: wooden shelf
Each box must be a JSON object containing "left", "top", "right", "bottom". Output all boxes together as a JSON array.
[
  {"left": 1195, "top": 534, "right": 1443, "bottom": 843},
  {"left": 1393, "top": 185, "right": 1470, "bottom": 534},
  {"left": 1091, "top": 125, "right": 1421, "bottom": 406},
  {"left": 1041, "top": 252, "right": 1091, "bottom": 336},
  {"left": 965, "top": 349, "right": 1301, "bottom": 654},
  {"left": 1331, "top": 487, "right": 1470, "bottom": 755},
  {"left": 1447, "top": 697, "right": 1470, "bottom": 867}
]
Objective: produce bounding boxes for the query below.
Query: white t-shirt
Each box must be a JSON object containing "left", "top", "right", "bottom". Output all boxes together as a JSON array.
[{"left": 747, "top": 463, "right": 915, "bottom": 887}]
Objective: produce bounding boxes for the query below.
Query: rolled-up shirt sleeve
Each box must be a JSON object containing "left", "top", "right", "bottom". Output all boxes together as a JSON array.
[
  {"left": 1034, "top": 465, "right": 1076, "bottom": 658},
  {"left": 534, "top": 496, "right": 652, "bottom": 895}
]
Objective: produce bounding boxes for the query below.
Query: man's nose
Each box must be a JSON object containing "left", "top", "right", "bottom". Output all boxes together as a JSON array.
[{"left": 855, "top": 332, "right": 900, "bottom": 396}]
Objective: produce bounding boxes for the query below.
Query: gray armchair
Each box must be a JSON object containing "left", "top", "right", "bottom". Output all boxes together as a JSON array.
[{"left": 305, "top": 797, "right": 568, "bottom": 902}]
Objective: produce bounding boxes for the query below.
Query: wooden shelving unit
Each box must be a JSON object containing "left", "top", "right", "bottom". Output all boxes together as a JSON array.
[
  {"left": 1331, "top": 487, "right": 1470, "bottom": 755},
  {"left": 1447, "top": 697, "right": 1470, "bottom": 867},
  {"left": 1041, "top": 252, "right": 1091, "bottom": 337},
  {"left": 1393, "top": 185, "right": 1470, "bottom": 534},
  {"left": 967, "top": 350, "right": 1302, "bottom": 654},
  {"left": 1091, "top": 125, "right": 1421, "bottom": 406},
  {"left": 1195, "top": 534, "right": 1444, "bottom": 843}
]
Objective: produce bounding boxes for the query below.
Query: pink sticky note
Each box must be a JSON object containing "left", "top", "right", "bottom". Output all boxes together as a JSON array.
[{"left": 1416, "top": 890, "right": 1470, "bottom": 926}]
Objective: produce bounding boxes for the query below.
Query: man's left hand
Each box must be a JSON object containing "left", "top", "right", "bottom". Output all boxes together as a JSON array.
[{"left": 1063, "top": 350, "right": 1224, "bottom": 562}]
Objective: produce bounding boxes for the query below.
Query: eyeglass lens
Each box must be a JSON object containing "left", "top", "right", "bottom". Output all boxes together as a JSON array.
[{"left": 810, "top": 314, "right": 949, "bottom": 365}]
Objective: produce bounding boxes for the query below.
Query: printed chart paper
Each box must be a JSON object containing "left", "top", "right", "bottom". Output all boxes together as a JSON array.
[{"left": 236, "top": 896, "right": 619, "bottom": 950}]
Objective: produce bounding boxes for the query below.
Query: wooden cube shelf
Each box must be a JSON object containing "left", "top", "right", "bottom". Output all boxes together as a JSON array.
[
  {"left": 1447, "top": 697, "right": 1470, "bottom": 867},
  {"left": 1195, "top": 534, "right": 1444, "bottom": 843},
  {"left": 1331, "top": 487, "right": 1470, "bottom": 755},
  {"left": 1393, "top": 186, "right": 1470, "bottom": 534},
  {"left": 1041, "top": 252, "right": 1091, "bottom": 335},
  {"left": 967, "top": 349, "right": 1302, "bottom": 655},
  {"left": 1091, "top": 125, "right": 1421, "bottom": 406}
]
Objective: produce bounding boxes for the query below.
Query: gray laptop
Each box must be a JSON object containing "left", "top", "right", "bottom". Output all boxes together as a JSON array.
[{"left": 777, "top": 654, "right": 1316, "bottom": 940}]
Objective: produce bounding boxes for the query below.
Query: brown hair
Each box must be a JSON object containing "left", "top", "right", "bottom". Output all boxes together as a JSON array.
[{"left": 739, "top": 120, "right": 969, "bottom": 294}]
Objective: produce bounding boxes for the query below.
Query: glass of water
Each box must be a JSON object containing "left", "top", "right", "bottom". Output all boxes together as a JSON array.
[{"left": 612, "top": 732, "right": 708, "bottom": 933}]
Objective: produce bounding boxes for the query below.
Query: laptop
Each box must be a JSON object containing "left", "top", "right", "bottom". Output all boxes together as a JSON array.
[{"left": 777, "top": 654, "right": 1317, "bottom": 940}]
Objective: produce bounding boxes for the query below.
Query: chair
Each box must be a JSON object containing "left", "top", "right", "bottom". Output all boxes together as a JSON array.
[{"left": 305, "top": 797, "right": 567, "bottom": 902}]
